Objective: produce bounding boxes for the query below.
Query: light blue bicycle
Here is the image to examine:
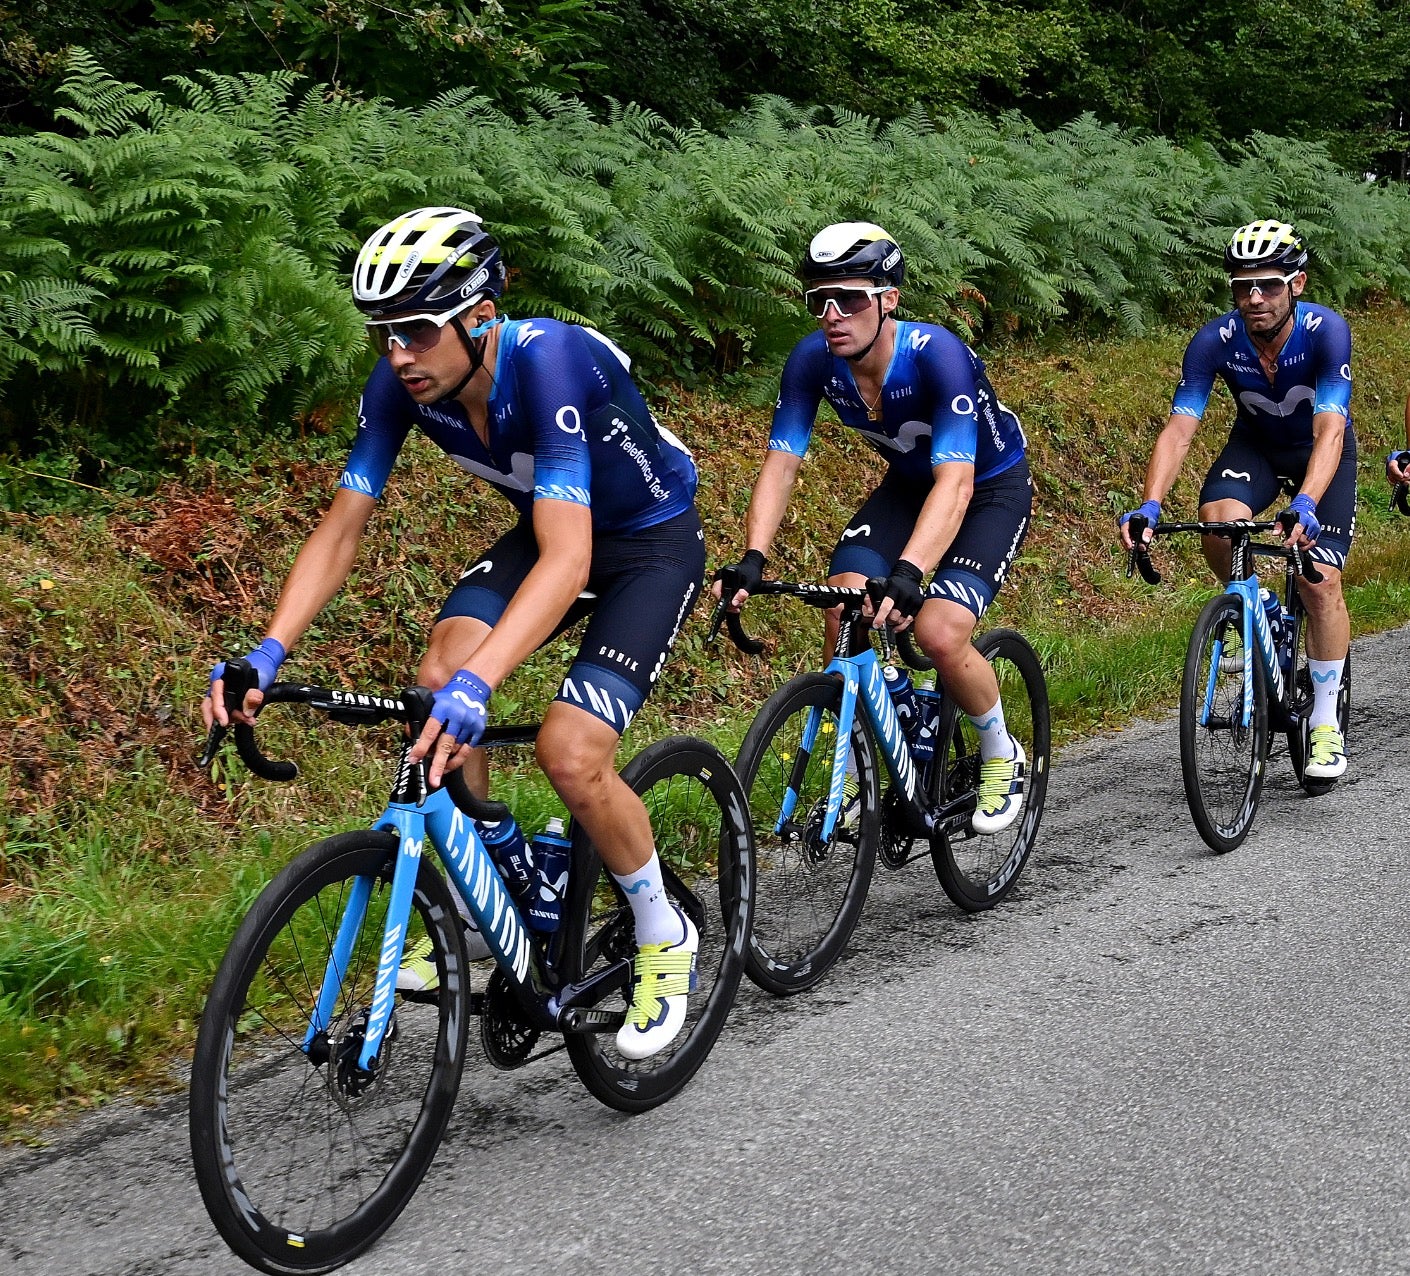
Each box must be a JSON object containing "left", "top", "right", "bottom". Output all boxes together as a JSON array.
[
  {"left": 1127, "top": 513, "right": 1350, "bottom": 853},
  {"left": 190, "top": 664, "right": 753, "bottom": 1274},
  {"left": 715, "top": 579, "right": 1049, "bottom": 994}
]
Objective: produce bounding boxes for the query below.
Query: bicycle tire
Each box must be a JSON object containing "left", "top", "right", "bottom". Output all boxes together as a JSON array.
[
  {"left": 1180, "top": 594, "right": 1268, "bottom": 852},
  {"left": 560, "top": 736, "right": 754, "bottom": 1113},
  {"left": 190, "top": 832, "right": 470, "bottom": 1275},
  {"left": 928, "top": 628, "right": 1050, "bottom": 911},
  {"left": 734, "top": 671, "right": 880, "bottom": 994},
  {"left": 1287, "top": 625, "right": 1352, "bottom": 796}
]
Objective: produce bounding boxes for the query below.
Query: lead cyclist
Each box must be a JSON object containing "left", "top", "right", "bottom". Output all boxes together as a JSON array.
[{"left": 202, "top": 207, "right": 707, "bottom": 1060}]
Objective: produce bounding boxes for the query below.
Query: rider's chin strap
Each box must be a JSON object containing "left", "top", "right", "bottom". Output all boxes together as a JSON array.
[
  {"left": 846, "top": 298, "right": 891, "bottom": 363},
  {"left": 438, "top": 314, "right": 504, "bottom": 403}
]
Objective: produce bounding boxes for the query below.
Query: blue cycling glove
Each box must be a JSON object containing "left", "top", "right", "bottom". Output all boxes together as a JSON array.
[
  {"left": 1282, "top": 493, "right": 1321, "bottom": 543},
  {"left": 1119, "top": 500, "right": 1161, "bottom": 534},
  {"left": 210, "top": 637, "right": 286, "bottom": 694},
  {"left": 430, "top": 669, "right": 492, "bottom": 748}
]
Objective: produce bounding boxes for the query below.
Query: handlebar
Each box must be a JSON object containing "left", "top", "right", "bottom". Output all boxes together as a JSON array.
[
  {"left": 1125, "top": 514, "right": 1323, "bottom": 587},
  {"left": 199, "top": 659, "right": 537, "bottom": 825},
  {"left": 708, "top": 579, "right": 933, "bottom": 670},
  {"left": 1390, "top": 451, "right": 1410, "bottom": 516}
]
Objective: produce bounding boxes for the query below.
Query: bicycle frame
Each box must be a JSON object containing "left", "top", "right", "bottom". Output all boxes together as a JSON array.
[
  {"left": 325, "top": 749, "right": 634, "bottom": 1073},
  {"left": 778, "top": 609, "right": 971, "bottom": 847}
]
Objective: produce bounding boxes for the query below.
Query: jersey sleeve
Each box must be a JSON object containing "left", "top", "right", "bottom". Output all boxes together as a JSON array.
[
  {"left": 1309, "top": 310, "right": 1353, "bottom": 418},
  {"left": 510, "top": 322, "right": 595, "bottom": 508},
  {"left": 1169, "top": 324, "right": 1222, "bottom": 421},
  {"left": 340, "top": 360, "right": 414, "bottom": 499},
  {"left": 917, "top": 334, "right": 979, "bottom": 467},
  {"left": 768, "top": 338, "right": 827, "bottom": 457}
]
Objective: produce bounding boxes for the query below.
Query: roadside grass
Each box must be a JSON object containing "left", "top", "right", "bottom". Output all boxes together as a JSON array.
[{"left": 3, "top": 302, "right": 1410, "bottom": 1131}]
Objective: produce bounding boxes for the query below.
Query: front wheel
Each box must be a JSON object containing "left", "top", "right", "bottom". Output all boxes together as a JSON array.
[
  {"left": 928, "top": 628, "right": 1050, "bottom": 911},
  {"left": 189, "top": 833, "right": 471, "bottom": 1275},
  {"left": 1180, "top": 593, "right": 1268, "bottom": 853},
  {"left": 734, "top": 672, "right": 879, "bottom": 995},
  {"left": 561, "top": 736, "right": 754, "bottom": 1113},
  {"left": 1287, "top": 618, "right": 1351, "bottom": 795}
]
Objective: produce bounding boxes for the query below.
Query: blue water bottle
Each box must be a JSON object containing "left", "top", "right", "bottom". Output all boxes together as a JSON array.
[
  {"left": 527, "top": 817, "right": 571, "bottom": 933},
  {"left": 1258, "top": 587, "right": 1284, "bottom": 660},
  {"left": 882, "top": 663, "right": 920, "bottom": 742},
  {"left": 912, "top": 683, "right": 941, "bottom": 765},
  {"left": 480, "top": 815, "right": 535, "bottom": 909}
]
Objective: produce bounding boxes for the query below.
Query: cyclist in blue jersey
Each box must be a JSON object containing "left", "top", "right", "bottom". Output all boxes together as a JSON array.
[
  {"left": 714, "top": 222, "right": 1033, "bottom": 835},
  {"left": 203, "top": 207, "right": 706, "bottom": 1059},
  {"left": 1388, "top": 391, "right": 1410, "bottom": 489},
  {"left": 1120, "top": 219, "right": 1356, "bottom": 781}
]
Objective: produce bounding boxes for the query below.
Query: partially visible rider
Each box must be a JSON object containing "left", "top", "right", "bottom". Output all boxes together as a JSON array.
[
  {"left": 1387, "top": 390, "right": 1410, "bottom": 494},
  {"left": 712, "top": 222, "right": 1033, "bottom": 835},
  {"left": 1119, "top": 219, "right": 1356, "bottom": 781},
  {"left": 203, "top": 207, "right": 707, "bottom": 1059}
]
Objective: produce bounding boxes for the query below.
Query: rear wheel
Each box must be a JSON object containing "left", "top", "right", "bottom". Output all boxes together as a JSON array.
[
  {"left": 928, "top": 629, "right": 1050, "bottom": 911},
  {"left": 560, "top": 736, "right": 753, "bottom": 1113},
  {"left": 189, "top": 833, "right": 470, "bottom": 1275},
  {"left": 734, "top": 672, "right": 879, "bottom": 994},
  {"left": 1180, "top": 594, "right": 1267, "bottom": 853}
]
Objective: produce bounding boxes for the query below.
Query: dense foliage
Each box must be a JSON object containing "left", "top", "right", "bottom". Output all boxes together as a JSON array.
[
  {"left": 4, "top": 55, "right": 1410, "bottom": 489},
  {"left": 6, "top": 1, "right": 1410, "bottom": 175}
]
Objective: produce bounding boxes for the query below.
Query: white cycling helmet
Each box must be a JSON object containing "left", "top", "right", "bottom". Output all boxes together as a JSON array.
[
  {"left": 1224, "top": 219, "right": 1308, "bottom": 272},
  {"left": 352, "top": 207, "right": 506, "bottom": 320}
]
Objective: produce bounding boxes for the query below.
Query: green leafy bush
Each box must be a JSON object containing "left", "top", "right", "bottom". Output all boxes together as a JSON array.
[{"left": 3, "top": 55, "right": 1410, "bottom": 485}]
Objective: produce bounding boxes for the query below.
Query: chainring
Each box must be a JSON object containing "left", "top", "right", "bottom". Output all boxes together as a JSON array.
[{"left": 479, "top": 967, "right": 542, "bottom": 1070}]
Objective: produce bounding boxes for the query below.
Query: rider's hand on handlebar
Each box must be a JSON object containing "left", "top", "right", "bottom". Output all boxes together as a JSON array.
[
  {"left": 410, "top": 668, "right": 491, "bottom": 786},
  {"left": 711, "top": 549, "right": 767, "bottom": 612},
  {"left": 1118, "top": 500, "right": 1161, "bottom": 551},
  {"left": 867, "top": 559, "right": 926, "bottom": 632},
  {"left": 204, "top": 638, "right": 285, "bottom": 729},
  {"left": 1279, "top": 493, "right": 1321, "bottom": 549},
  {"left": 1388, "top": 450, "right": 1410, "bottom": 486}
]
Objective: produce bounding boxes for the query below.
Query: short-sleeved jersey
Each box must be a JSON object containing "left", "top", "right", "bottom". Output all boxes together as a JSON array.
[
  {"left": 1170, "top": 302, "right": 1353, "bottom": 452},
  {"left": 767, "top": 322, "right": 1026, "bottom": 484},
  {"left": 342, "top": 317, "right": 697, "bottom": 534}
]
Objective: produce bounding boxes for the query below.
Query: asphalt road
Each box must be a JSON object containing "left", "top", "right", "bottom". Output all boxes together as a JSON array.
[{"left": 3, "top": 623, "right": 1408, "bottom": 1276}]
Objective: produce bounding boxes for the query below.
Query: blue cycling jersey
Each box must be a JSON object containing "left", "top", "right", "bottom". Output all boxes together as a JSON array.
[
  {"left": 1170, "top": 302, "right": 1353, "bottom": 451},
  {"left": 768, "top": 322, "right": 1026, "bottom": 483},
  {"left": 343, "top": 318, "right": 697, "bottom": 534}
]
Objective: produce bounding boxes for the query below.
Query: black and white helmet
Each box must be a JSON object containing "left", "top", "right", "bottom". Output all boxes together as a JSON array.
[
  {"left": 352, "top": 207, "right": 506, "bottom": 320},
  {"left": 800, "top": 222, "right": 905, "bottom": 288},
  {"left": 1224, "top": 220, "right": 1308, "bottom": 273}
]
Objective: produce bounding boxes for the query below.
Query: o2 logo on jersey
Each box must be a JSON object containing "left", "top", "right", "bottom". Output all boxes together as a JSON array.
[
  {"left": 556, "top": 405, "right": 585, "bottom": 437},
  {"left": 950, "top": 394, "right": 975, "bottom": 417}
]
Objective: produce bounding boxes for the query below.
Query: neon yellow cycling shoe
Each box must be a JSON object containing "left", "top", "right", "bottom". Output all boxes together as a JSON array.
[{"left": 615, "top": 907, "right": 698, "bottom": 1061}]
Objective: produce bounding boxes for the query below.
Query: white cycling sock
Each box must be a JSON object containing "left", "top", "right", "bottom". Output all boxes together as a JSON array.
[
  {"left": 611, "top": 851, "right": 682, "bottom": 947},
  {"left": 968, "top": 698, "right": 1015, "bottom": 762},
  {"left": 1308, "top": 657, "right": 1345, "bottom": 729}
]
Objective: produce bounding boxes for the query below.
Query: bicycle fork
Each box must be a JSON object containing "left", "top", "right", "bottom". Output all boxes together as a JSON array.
[{"left": 1205, "top": 579, "right": 1284, "bottom": 729}]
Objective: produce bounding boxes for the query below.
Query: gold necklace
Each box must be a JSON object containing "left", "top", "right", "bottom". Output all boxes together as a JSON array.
[{"left": 859, "top": 384, "right": 883, "bottom": 422}]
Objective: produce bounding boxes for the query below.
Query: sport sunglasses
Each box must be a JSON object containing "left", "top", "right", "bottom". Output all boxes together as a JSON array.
[
  {"left": 365, "top": 296, "right": 479, "bottom": 357},
  {"left": 803, "top": 284, "right": 893, "bottom": 319},
  {"left": 1227, "top": 271, "right": 1302, "bottom": 301}
]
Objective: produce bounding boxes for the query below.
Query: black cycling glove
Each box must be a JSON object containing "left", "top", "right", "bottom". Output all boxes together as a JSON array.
[
  {"left": 879, "top": 559, "right": 926, "bottom": 621},
  {"left": 716, "top": 549, "right": 767, "bottom": 600}
]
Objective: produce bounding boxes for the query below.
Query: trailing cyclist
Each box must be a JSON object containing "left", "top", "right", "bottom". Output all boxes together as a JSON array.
[
  {"left": 203, "top": 206, "right": 707, "bottom": 1060},
  {"left": 1119, "top": 219, "right": 1356, "bottom": 781},
  {"left": 1387, "top": 390, "right": 1410, "bottom": 497},
  {"left": 713, "top": 222, "right": 1034, "bottom": 835}
]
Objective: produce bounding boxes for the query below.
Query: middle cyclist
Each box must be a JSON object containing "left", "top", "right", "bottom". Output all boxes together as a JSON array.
[{"left": 715, "top": 221, "right": 1033, "bottom": 835}]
